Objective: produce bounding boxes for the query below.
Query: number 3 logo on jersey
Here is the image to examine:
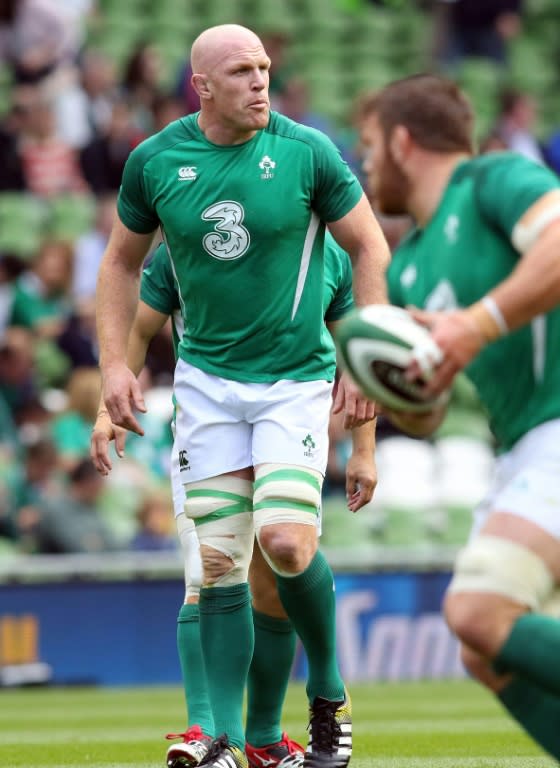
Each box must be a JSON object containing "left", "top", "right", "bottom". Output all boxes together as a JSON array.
[{"left": 202, "top": 201, "right": 250, "bottom": 260}]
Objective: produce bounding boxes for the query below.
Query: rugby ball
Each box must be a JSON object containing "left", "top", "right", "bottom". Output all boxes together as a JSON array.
[{"left": 335, "top": 305, "right": 445, "bottom": 413}]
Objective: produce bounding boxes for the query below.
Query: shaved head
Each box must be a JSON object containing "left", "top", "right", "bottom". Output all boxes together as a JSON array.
[{"left": 191, "top": 24, "right": 265, "bottom": 75}]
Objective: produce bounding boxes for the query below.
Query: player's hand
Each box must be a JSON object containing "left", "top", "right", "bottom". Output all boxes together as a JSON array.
[
  {"left": 90, "top": 410, "right": 128, "bottom": 476},
  {"left": 101, "top": 362, "right": 146, "bottom": 435},
  {"left": 332, "top": 369, "right": 376, "bottom": 429},
  {"left": 407, "top": 307, "right": 486, "bottom": 395},
  {"left": 345, "top": 449, "right": 377, "bottom": 512}
]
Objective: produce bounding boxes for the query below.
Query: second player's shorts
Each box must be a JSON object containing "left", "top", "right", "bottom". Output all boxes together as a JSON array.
[
  {"left": 172, "top": 359, "right": 333, "bottom": 484},
  {"left": 471, "top": 418, "right": 560, "bottom": 540}
]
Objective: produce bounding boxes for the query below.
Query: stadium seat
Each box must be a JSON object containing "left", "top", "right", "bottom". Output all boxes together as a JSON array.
[
  {"left": 47, "top": 195, "right": 97, "bottom": 241},
  {"left": 0, "top": 194, "right": 48, "bottom": 259},
  {"left": 370, "top": 437, "right": 439, "bottom": 549},
  {"left": 433, "top": 436, "right": 494, "bottom": 547}
]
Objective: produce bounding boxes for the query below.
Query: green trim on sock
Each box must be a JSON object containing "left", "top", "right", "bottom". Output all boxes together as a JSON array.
[{"left": 246, "top": 609, "right": 296, "bottom": 747}]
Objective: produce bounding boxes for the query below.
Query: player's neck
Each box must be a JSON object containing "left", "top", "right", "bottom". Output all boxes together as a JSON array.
[
  {"left": 197, "top": 113, "right": 258, "bottom": 146},
  {"left": 409, "top": 153, "right": 470, "bottom": 227}
]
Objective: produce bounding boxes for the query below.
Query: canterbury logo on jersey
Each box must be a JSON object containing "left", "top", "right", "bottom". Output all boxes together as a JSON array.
[{"left": 178, "top": 166, "right": 197, "bottom": 181}]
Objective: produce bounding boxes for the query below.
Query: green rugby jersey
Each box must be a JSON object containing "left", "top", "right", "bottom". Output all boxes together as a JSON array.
[
  {"left": 140, "top": 233, "right": 354, "bottom": 361},
  {"left": 387, "top": 152, "right": 560, "bottom": 451},
  {"left": 119, "top": 111, "right": 362, "bottom": 383}
]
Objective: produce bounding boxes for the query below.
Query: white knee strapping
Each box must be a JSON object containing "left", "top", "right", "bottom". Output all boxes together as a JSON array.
[
  {"left": 448, "top": 535, "right": 554, "bottom": 610},
  {"left": 185, "top": 476, "right": 254, "bottom": 587},
  {"left": 252, "top": 463, "right": 322, "bottom": 536},
  {"left": 176, "top": 513, "right": 202, "bottom": 600}
]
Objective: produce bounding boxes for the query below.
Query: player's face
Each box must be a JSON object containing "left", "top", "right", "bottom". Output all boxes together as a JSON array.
[
  {"left": 360, "top": 114, "right": 409, "bottom": 216},
  {"left": 209, "top": 45, "right": 271, "bottom": 135}
]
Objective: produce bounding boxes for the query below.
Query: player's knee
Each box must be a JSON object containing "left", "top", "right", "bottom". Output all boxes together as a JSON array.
[
  {"left": 199, "top": 544, "right": 242, "bottom": 585},
  {"left": 459, "top": 644, "right": 507, "bottom": 693},
  {"left": 444, "top": 592, "right": 497, "bottom": 655},
  {"left": 460, "top": 644, "right": 483, "bottom": 678},
  {"left": 258, "top": 524, "right": 317, "bottom": 575},
  {"left": 253, "top": 464, "right": 321, "bottom": 576},
  {"left": 445, "top": 535, "right": 554, "bottom": 654},
  {"left": 185, "top": 476, "right": 254, "bottom": 587}
]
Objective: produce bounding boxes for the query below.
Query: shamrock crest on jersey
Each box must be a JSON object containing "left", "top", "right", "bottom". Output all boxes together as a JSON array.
[{"left": 259, "top": 155, "right": 276, "bottom": 179}]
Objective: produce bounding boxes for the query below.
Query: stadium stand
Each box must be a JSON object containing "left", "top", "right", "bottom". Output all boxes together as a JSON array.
[{"left": 1, "top": 0, "right": 560, "bottom": 559}]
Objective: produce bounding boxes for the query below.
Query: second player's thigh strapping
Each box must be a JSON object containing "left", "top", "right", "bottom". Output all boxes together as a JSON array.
[{"left": 449, "top": 418, "right": 560, "bottom": 609}]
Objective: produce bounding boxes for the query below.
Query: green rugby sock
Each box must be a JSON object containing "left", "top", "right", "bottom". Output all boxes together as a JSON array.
[
  {"left": 246, "top": 609, "right": 296, "bottom": 747},
  {"left": 499, "top": 677, "right": 560, "bottom": 759},
  {"left": 495, "top": 614, "right": 560, "bottom": 694},
  {"left": 276, "top": 550, "right": 344, "bottom": 703},
  {"left": 176, "top": 603, "right": 214, "bottom": 737},
  {"left": 199, "top": 584, "right": 254, "bottom": 750}
]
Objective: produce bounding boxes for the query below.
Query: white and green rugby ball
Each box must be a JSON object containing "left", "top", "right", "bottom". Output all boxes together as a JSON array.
[{"left": 336, "top": 304, "right": 445, "bottom": 413}]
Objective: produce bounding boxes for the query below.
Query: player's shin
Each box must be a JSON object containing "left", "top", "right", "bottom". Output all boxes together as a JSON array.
[{"left": 186, "top": 477, "right": 254, "bottom": 752}]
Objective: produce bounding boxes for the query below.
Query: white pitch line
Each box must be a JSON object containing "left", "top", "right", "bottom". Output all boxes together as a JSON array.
[
  {"left": 355, "top": 717, "right": 519, "bottom": 733},
  {"left": 350, "top": 759, "right": 556, "bottom": 768},
  {"left": 47, "top": 759, "right": 557, "bottom": 768}
]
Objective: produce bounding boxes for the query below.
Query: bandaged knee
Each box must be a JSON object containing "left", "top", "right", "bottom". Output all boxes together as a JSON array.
[
  {"left": 176, "top": 512, "right": 202, "bottom": 600},
  {"left": 185, "top": 476, "right": 254, "bottom": 587},
  {"left": 448, "top": 535, "right": 554, "bottom": 610},
  {"left": 252, "top": 464, "right": 321, "bottom": 574}
]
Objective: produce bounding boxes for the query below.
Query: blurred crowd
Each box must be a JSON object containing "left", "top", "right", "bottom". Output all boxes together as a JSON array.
[{"left": 0, "top": 0, "right": 559, "bottom": 556}]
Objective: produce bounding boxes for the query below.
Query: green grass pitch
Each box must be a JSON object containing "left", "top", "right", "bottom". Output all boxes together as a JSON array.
[{"left": 0, "top": 680, "right": 555, "bottom": 767}]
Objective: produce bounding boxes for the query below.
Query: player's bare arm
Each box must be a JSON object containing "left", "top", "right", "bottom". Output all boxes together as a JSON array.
[
  {"left": 96, "top": 219, "right": 155, "bottom": 434},
  {"left": 346, "top": 417, "right": 377, "bottom": 512},
  {"left": 327, "top": 193, "right": 391, "bottom": 308},
  {"left": 91, "top": 301, "right": 169, "bottom": 475},
  {"left": 413, "top": 193, "right": 560, "bottom": 396}
]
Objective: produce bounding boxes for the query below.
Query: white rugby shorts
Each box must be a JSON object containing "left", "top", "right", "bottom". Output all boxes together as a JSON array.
[
  {"left": 471, "top": 418, "right": 560, "bottom": 539},
  {"left": 172, "top": 359, "right": 333, "bottom": 485}
]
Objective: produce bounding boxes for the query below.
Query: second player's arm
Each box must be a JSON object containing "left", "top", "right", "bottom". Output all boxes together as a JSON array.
[
  {"left": 91, "top": 301, "right": 169, "bottom": 475},
  {"left": 96, "top": 218, "right": 156, "bottom": 433},
  {"left": 346, "top": 417, "right": 378, "bottom": 512}
]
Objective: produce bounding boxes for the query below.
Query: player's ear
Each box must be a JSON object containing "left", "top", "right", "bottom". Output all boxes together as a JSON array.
[
  {"left": 192, "top": 73, "right": 212, "bottom": 100},
  {"left": 389, "top": 125, "right": 411, "bottom": 165}
]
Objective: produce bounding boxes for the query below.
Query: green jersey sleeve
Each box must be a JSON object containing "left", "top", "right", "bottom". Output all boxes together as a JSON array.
[
  {"left": 309, "top": 127, "right": 363, "bottom": 223},
  {"left": 324, "top": 238, "right": 354, "bottom": 322},
  {"left": 140, "top": 243, "right": 180, "bottom": 316},
  {"left": 475, "top": 153, "right": 560, "bottom": 241},
  {"left": 117, "top": 139, "right": 161, "bottom": 234}
]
